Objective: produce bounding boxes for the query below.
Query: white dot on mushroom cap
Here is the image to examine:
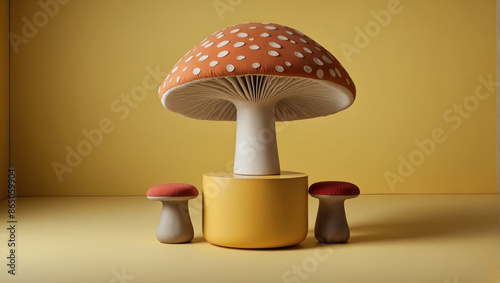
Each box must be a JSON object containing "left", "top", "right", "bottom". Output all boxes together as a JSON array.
[
  {"left": 286, "top": 31, "right": 294, "bottom": 35},
  {"left": 313, "top": 57, "right": 324, "bottom": 65},
  {"left": 268, "top": 50, "right": 280, "bottom": 57},
  {"left": 265, "top": 26, "right": 277, "bottom": 30},
  {"left": 335, "top": 68, "right": 342, "bottom": 77},
  {"left": 299, "top": 38, "right": 307, "bottom": 44},
  {"left": 249, "top": 26, "right": 257, "bottom": 29},
  {"left": 218, "top": 50, "right": 229, "bottom": 57},
  {"left": 205, "top": 42, "right": 214, "bottom": 48},
  {"left": 230, "top": 28, "right": 240, "bottom": 33},
  {"left": 252, "top": 62, "right": 261, "bottom": 68},
  {"left": 236, "top": 55, "right": 245, "bottom": 60},
  {"left": 260, "top": 33, "right": 270, "bottom": 37},
  {"left": 217, "top": 40, "right": 230, "bottom": 47},
  {"left": 346, "top": 78, "right": 351, "bottom": 85},
  {"left": 316, "top": 69, "right": 324, "bottom": 78},
  {"left": 216, "top": 35, "right": 224, "bottom": 39},
  {"left": 285, "top": 61, "right": 291, "bottom": 66},
  {"left": 216, "top": 32, "right": 223, "bottom": 36},
  {"left": 262, "top": 22, "right": 270, "bottom": 24},
  {"left": 290, "top": 40, "right": 296, "bottom": 44},
  {"left": 303, "top": 47, "right": 312, "bottom": 54},
  {"left": 196, "top": 52, "right": 202, "bottom": 57},
  {"left": 322, "top": 55, "right": 332, "bottom": 64},
  {"left": 172, "top": 66, "right": 178, "bottom": 73},
  {"left": 249, "top": 38, "right": 255, "bottom": 41},
  {"left": 209, "top": 60, "right": 218, "bottom": 67},
  {"left": 315, "top": 46, "right": 321, "bottom": 51},
  {"left": 201, "top": 40, "right": 209, "bottom": 46},
  {"left": 185, "top": 56, "right": 193, "bottom": 62},
  {"left": 234, "top": 42, "right": 245, "bottom": 47},
  {"left": 226, "top": 64, "right": 235, "bottom": 72},
  {"left": 294, "top": 51, "right": 304, "bottom": 58},
  {"left": 250, "top": 45, "right": 260, "bottom": 50},
  {"left": 329, "top": 69, "right": 336, "bottom": 77},
  {"left": 275, "top": 65, "right": 284, "bottom": 72},
  {"left": 162, "top": 81, "right": 166, "bottom": 88},
  {"left": 237, "top": 32, "right": 248, "bottom": 38},
  {"left": 199, "top": 55, "right": 209, "bottom": 61},
  {"left": 278, "top": 35, "right": 288, "bottom": 41},
  {"left": 176, "top": 76, "right": 180, "bottom": 82},
  {"left": 169, "top": 78, "right": 172, "bottom": 83},
  {"left": 304, "top": 65, "right": 312, "bottom": 73},
  {"left": 182, "top": 67, "right": 187, "bottom": 72},
  {"left": 269, "top": 42, "right": 281, "bottom": 48},
  {"left": 193, "top": 68, "right": 201, "bottom": 75}
]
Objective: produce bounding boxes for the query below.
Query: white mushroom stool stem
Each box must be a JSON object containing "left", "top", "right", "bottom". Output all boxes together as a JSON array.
[
  {"left": 234, "top": 102, "right": 280, "bottom": 175},
  {"left": 155, "top": 196, "right": 195, "bottom": 243}
]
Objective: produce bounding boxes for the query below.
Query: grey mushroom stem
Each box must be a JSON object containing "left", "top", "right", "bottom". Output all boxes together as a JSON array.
[
  {"left": 313, "top": 195, "right": 352, "bottom": 243},
  {"left": 233, "top": 101, "right": 280, "bottom": 175}
]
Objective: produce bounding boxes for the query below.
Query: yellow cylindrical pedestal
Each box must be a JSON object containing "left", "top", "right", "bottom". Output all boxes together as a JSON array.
[{"left": 203, "top": 171, "right": 308, "bottom": 249}]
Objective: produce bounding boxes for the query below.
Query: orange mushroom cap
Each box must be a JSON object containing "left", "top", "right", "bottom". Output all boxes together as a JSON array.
[
  {"left": 146, "top": 183, "right": 199, "bottom": 198},
  {"left": 159, "top": 22, "right": 356, "bottom": 122}
]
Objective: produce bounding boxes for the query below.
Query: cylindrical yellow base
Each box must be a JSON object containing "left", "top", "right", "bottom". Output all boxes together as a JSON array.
[{"left": 202, "top": 171, "right": 308, "bottom": 249}]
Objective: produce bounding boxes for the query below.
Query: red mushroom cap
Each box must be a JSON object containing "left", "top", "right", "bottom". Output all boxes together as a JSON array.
[
  {"left": 146, "top": 183, "right": 199, "bottom": 198},
  {"left": 309, "top": 181, "right": 360, "bottom": 196},
  {"left": 158, "top": 22, "right": 355, "bottom": 122}
]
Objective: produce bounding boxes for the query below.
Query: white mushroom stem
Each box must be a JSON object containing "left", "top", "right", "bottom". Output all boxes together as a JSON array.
[
  {"left": 234, "top": 102, "right": 280, "bottom": 175},
  {"left": 155, "top": 197, "right": 194, "bottom": 244},
  {"left": 313, "top": 195, "right": 354, "bottom": 243}
]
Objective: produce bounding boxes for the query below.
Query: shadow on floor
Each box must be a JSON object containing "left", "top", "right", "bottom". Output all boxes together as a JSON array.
[
  {"left": 348, "top": 199, "right": 499, "bottom": 244},
  {"left": 190, "top": 197, "right": 499, "bottom": 250}
]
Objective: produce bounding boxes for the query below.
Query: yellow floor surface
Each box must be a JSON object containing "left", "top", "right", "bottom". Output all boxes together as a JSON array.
[{"left": 0, "top": 194, "right": 499, "bottom": 283}]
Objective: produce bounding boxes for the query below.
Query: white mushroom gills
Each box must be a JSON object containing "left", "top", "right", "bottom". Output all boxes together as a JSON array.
[{"left": 234, "top": 102, "right": 280, "bottom": 175}]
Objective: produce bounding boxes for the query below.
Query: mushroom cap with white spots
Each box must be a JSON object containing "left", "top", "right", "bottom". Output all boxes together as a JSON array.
[{"left": 159, "top": 22, "right": 356, "bottom": 121}]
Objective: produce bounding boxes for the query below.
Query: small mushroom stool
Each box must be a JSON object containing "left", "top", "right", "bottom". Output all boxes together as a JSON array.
[
  {"left": 146, "top": 183, "right": 199, "bottom": 244},
  {"left": 309, "top": 181, "right": 359, "bottom": 243}
]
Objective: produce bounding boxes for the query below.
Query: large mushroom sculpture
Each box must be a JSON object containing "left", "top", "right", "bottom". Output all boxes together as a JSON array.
[
  {"left": 158, "top": 22, "right": 355, "bottom": 176},
  {"left": 158, "top": 22, "right": 356, "bottom": 248}
]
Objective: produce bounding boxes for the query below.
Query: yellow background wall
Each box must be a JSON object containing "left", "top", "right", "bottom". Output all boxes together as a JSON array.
[
  {"left": 9, "top": 0, "right": 497, "bottom": 196},
  {"left": 0, "top": 0, "right": 8, "bottom": 200}
]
